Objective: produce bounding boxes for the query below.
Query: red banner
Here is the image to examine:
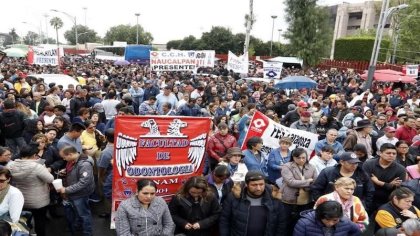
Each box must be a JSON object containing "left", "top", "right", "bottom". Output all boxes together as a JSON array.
[{"left": 111, "top": 115, "right": 211, "bottom": 227}]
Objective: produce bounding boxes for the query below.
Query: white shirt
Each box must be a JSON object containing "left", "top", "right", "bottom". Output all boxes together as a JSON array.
[
  {"left": 376, "top": 136, "right": 399, "bottom": 155},
  {"left": 309, "top": 156, "right": 337, "bottom": 175},
  {"left": 101, "top": 99, "right": 121, "bottom": 120},
  {"left": 0, "top": 185, "right": 24, "bottom": 223}
]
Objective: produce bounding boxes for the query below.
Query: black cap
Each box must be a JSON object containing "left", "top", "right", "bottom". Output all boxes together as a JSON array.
[
  {"left": 340, "top": 152, "right": 361, "bottom": 164},
  {"left": 245, "top": 171, "right": 265, "bottom": 183}
]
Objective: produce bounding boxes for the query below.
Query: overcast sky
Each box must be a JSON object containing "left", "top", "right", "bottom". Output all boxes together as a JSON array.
[{"left": 1, "top": 0, "right": 366, "bottom": 45}]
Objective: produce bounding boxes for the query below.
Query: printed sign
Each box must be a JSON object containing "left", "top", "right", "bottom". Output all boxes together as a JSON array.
[
  {"left": 241, "top": 111, "right": 318, "bottom": 155},
  {"left": 263, "top": 61, "right": 283, "bottom": 79},
  {"left": 227, "top": 51, "right": 248, "bottom": 74},
  {"left": 111, "top": 116, "right": 211, "bottom": 228},
  {"left": 27, "top": 45, "right": 64, "bottom": 66},
  {"left": 150, "top": 50, "right": 215, "bottom": 71},
  {"left": 405, "top": 65, "right": 419, "bottom": 77}
]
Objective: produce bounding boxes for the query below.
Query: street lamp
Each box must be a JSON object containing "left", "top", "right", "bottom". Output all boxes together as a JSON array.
[
  {"left": 43, "top": 14, "right": 49, "bottom": 44},
  {"left": 270, "top": 15, "right": 277, "bottom": 57},
  {"left": 135, "top": 13, "right": 140, "bottom": 44},
  {"left": 365, "top": 2, "right": 408, "bottom": 90},
  {"left": 278, "top": 29, "right": 282, "bottom": 43},
  {"left": 82, "top": 7, "right": 87, "bottom": 26},
  {"left": 22, "top": 21, "right": 43, "bottom": 44},
  {"left": 51, "top": 9, "right": 78, "bottom": 46}
]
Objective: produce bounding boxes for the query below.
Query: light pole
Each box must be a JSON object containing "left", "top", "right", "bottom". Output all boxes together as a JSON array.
[
  {"left": 270, "top": 15, "right": 277, "bottom": 57},
  {"left": 22, "top": 21, "right": 43, "bottom": 44},
  {"left": 83, "top": 7, "right": 87, "bottom": 26},
  {"left": 278, "top": 29, "right": 282, "bottom": 43},
  {"left": 365, "top": 2, "right": 409, "bottom": 90},
  {"left": 51, "top": 9, "right": 78, "bottom": 46},
  {"left": 391, "top": 26, "right": 400, "bottom": 64},
  {"left": 135, "top": 13, "right": 140, "bottom": 44},
  {"left": 44, "top": 14, "right": 49, "bottom": 44}
]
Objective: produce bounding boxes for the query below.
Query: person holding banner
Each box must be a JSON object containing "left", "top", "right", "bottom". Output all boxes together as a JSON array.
[
  {"left": 169, "top": 176, "right": 221, "bottom": 236},
  {"left": 281, "top": 148, "right": 318, "bottom": 236},
  {"left": 243, "top": 136, "right": 268, "bottom": 177},
  {"left": 115, "top": 179, "right": 175, "bottom": 236}
]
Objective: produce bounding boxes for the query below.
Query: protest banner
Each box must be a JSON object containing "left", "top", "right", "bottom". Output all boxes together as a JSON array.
[
  {"left": 241, "top": 111, "right": 318, "bottom": 155},
  {"left": 227, "top": 51, "right": 248, "bottom": 74},
  {"left": 150, "top": 50, "right": 215, "bottom": 71},
  {"left": 27, "top": 45, "right": 63, "bottom": 66},
  {"left": 263, "top": 61, "right": 283, "bottom": 79},
  {"left": 111, "top": 116, "right": 211, "bottom": 228}
]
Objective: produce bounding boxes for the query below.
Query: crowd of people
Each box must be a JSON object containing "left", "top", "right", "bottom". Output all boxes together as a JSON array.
[{"left": 0, "top": 55, "right": 419, "bottom": 236}]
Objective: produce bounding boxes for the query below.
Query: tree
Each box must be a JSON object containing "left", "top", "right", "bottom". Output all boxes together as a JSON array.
[
  {"left": 166, "top": 40, "right": 182, "bottom": 50},
  {"left": 7, "top": 28, "right": 19, "bottom": 45},
  {"left": 23, "top": 31, "right": 40, "bottom": 45},
  {"left": 200, "top": 26, "right": 236, "bottom": 54},
  {"left": 64, "top": 25, "right": 99, "bottom": 44},
  {"left": 284, "top": 0, "right": 332, "bottom": 68},
  {"left": 50, "top": 17, "right": 63, "bottom": 46},
  {"left": 104, "top": 24, "right": 153, "bottom": 45},
  {"left": 396, "top": 0, "right": 420, "bottom": 63}
]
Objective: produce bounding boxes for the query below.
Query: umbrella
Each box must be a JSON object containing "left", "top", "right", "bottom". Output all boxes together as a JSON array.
[
  {"left": 114, "top": 60, "right": 130, "bottom": 66},
  {"left": 3, "top": 48, "right": 27, "bottom": 57},
  {"left": 274, "top": 76, "right": 317, "bottom": 89},
  {"left": 361, "top": 69, "right": 416, "bottom": 83}
]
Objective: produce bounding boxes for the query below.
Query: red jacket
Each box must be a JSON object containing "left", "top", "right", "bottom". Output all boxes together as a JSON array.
[
  {"left": 206, "top": 133, "right": 237, "bottom": 161},
  {"left": 396, "top": 125, "right": 417, "bottom": 145}
]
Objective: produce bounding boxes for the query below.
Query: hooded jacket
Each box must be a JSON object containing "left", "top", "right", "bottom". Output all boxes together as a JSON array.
[
  {"left": 64, "top": 155, "right": 95, "bottom": 200},
  {"left": 8, "top": 159, "right": 54, "bottom": 209},
  {"left": 293, "top": 210, "right": 361, "bottom": 236},
  {"left": 0, "top": 109, "right": 25, "bottom": 138}
]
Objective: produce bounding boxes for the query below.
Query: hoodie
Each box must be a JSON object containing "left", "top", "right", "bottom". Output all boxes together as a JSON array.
[
  {"left": 7, "top": 159, "right": 54, "bottom": 209},
  {"left": 0, "top": 109, "right": 25, "bottom": 138}
]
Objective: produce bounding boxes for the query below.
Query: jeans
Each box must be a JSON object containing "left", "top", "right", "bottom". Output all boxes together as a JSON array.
[
  {"left": 5, "top": 137, "right": 26, "bottom": 159},
  {"left": 63, "top": 197, "right": 93, "bottom": 236}
]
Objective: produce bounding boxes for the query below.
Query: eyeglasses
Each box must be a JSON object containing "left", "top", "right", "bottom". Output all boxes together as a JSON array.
[
  {"left": 398, "top": 146, "right": 409, "bottom": 149},
  {"left": 0, "top": 179, "right": 9, "bottom": 183}
]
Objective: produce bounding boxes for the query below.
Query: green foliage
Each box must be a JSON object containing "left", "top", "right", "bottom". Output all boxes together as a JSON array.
[
  {"left": 166, "top": 40, "right": 182, "bottom": 50},
  {"left": 284, "top": 0, "right": 332, "bottom": 68},
  {"left": 396, "top": 0, "right": 420, "bottom": 63},
  {"left": 200, "top": 26, "right": 235, "bottom": 54},
  {"left": 23, "top": 31, "right": 40, "bottom": 45},
  {"left": 50, "top": 17, "right": 63, "bottom": 30},
  {"left": 104, "top": 24, "right": 153, "bottom": 45},
  {"left": 64, "top": 25, "right": 100, "bottom": 44},
  {"left": 334, "top": 37, "right": 391, "bottom": 61}
]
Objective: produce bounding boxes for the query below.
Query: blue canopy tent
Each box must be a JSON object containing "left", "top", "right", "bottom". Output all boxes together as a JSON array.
[{"left": 274, "top": 76, "right": 317, "bottom": 90}]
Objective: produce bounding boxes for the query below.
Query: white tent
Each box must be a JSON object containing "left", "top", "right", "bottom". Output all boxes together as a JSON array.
[{"left": 267, "top": 56, "right": 303, "bottom": 66}]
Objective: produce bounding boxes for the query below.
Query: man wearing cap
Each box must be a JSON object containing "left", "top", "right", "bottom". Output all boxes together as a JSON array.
[
  {"left": 341, "top": 106, "right": 363, "bottom": 129},
  {"left": 219, "top": 171, "right": 286, "bottom": 236},
  {"left": 156, "top": 85, "right": 178, "bottom": 114},
  {"left": 311, "top": 152, "right": 375, "bottom": 213},
  {"left": 362, "top": 143, "right": 406, "bottom": 212},
  {"left": 143, "top": 80, "right": 160, "bottom": 101},
  {"left": 395, "top": 116, "right": 417, "bottom": 146},
  {"left": 376, "top": 126, "right": 399, "bottom": 155},
  {"left": 343, "top": 119, "right": 373, "bottom": 156},
  {"left": 281, "top": 101, "right": 308, "bottom": 127},
  {"left": 290, "top": 111, "right": 316, "bottom": 133}
]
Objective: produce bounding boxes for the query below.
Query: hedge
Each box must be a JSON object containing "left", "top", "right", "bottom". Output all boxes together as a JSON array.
[{"left": 334, "top": 37, "right": 390, "bottom": 62}]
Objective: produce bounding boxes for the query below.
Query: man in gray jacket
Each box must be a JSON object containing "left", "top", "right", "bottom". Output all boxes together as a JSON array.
[{"left": 58, "top": 145, "right": 95, "bottom": 236}]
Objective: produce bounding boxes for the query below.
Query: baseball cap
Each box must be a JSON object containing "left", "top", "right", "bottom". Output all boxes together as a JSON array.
[
  {"left": 340, "top": 152, "right": 361, "bottom": 164},
  {"left": 245, "top": 171, "right": 265, "bottom": 183},
  {"left": 384, "top": 126, "right": 396, "bottom": 133},
  {"left": 297, "top": 101, "right": 308, "bottom": 108},
  {"left": 352, "top": 106, "right": 363, "bottom": 113},
  {"left": 144, "top": 80, "right": 151, "bottom": 84}
]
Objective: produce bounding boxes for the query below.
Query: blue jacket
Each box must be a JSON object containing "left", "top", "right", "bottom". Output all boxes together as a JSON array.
[
  {"left": 267, "top": 148, "right": 290, "bottom": 183},
  {"left": 293, "top": 211, "right": 361, "bottom": 236},
  {"left": 314, "top": 139, "right": 345, "bottom": 161},
  {"left": 243, "top": 149, "right": 268, "bottom": 177}
]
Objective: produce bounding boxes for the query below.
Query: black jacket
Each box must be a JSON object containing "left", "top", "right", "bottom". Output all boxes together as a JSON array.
[
  {"left": 30, "top": 99, "right": 47, "bottom": 116},
  {"left": 219, "top": 186, "right": 287, "bottom": 236},
  {"left": 169, "top": 194, "right": 221, "bottom": 236},
  {"left": 281, "top": 110, "right": 300, "bottom": 127},
  {"left": 0, "top": 109, "right": 26, "bottom": 138},
  {"left": 205, "top": 174, "right": 234, "bottom": 206},
  {"left": 70, "top": 97, "right": 88, "bottom": 119},
  {"left": 310, "top": 164, "right": 375, "bottom": 213}
]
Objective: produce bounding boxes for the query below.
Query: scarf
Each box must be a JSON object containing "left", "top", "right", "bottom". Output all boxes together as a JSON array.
[
  {"left": 228, "top": 164, "right": 238, "bottom": 175},
  {"left": 0, "top": 184, "right": 10, "bottom": 204},
  {"left": 332, "top": 191, "right": 354, "bottom": 220}
]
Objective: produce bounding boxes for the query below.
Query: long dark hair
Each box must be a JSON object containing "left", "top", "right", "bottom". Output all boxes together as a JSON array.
[{"left": 177, "top": 176, "right": 213, "bottom": 201}]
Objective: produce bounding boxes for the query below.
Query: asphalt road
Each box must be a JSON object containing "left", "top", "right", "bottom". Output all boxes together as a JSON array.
[{"left": 46, "top": 201, "right": 116, "bottom": 236}]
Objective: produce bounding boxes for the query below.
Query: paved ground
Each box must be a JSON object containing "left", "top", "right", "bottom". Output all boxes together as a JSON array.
[{"left": 45, "top": 201, "right": 116, "bottom": 236}]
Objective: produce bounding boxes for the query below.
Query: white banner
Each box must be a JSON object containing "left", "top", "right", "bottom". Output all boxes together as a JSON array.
[
  {"left": 263, "top": 61, "right": 283, "bottom": 79},
  {"left": 227, "top": 51, "right": 248, "bottom": 74},
  {"left": 28, "top": 46, "right": 64, "bottom": 66},
  {"left": 242, "top": 111, "right": 319, "bottom": 155},
  {"left": 150, "top": 50, "right": 215, "bottom": 71},
  {"left": 405, "top": 65, "right": 419, "bottom": 77}
]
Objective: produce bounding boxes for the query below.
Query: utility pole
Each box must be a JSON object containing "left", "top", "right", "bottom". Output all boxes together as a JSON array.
[
  {"left": 244, "top": 0, "right": 254, "bottom": 56},
  {"left": 83, "top": 7, "right": 87, "bottom": 26},
  {"left": 270, "top": 15, "right": 277, "bottom": 57},
  {"left": 135, "top": 13, "right": 140, "bottom": 44},
  {"left": 44, "top": 14, "right": 49, "bottom": 44}
]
